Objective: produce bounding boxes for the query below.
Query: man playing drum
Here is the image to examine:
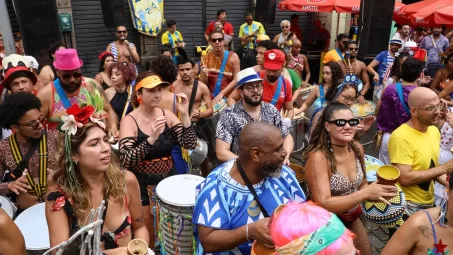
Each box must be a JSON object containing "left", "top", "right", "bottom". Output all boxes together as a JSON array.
[
  {"left": 0, "top": 92, "right": 58, "bottom": 213},
  {"left": 200, "top": 30, "right": 240, "bottom": 104},
  {"left": 173, "top": 57, "right": 214, "bottom": 177},
  {"left": 193, "top": 122, "right": 305, "bottom": 254},
  {"left": 216, "top": 68, "right": 294, "bottom": 165}
]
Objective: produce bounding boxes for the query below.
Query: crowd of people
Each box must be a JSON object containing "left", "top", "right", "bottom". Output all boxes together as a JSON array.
[{"left": 1, "top": 7, "right": 453, "bottom": 255}]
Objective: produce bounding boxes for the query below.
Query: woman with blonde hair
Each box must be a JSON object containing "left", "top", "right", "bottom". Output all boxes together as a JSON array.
[{"left": 45, "top": 95, "right": 148, "bottom": 253}]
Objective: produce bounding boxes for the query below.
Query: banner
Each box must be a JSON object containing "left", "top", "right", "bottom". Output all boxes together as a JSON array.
[{"left": 128, "top": 0, "right": 164, "bottom": 37}]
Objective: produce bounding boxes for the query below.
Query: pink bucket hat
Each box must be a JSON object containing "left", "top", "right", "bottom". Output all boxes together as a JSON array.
[{"left": 53, "top": 49, "right": 83, "bottom": 71}]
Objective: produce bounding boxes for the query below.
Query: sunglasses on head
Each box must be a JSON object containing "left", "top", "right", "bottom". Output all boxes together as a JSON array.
[
  {"left": 61, "top": 72, "right": 82, "bottom": 80},
  {"left": 117, "top": 30, "right": 127, "bottom": 34},
  {"left": 327, "top": 118, "right": 360, "bottom": 127},
  {"left": 211, "top": 38, "right": 224, "bottom": 43}
]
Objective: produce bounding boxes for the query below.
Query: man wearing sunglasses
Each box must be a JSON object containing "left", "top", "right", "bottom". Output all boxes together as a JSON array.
[
  {"left": 344, "top": 41, "right": 370, "bottom": 104},
  {"left": 272, "top": 20, "right": 297, "bottom": 56},
  {"left": 0, "top": 92, "right": 58, "bottom": 212},
  {"left": 216, "top": 67, "right": 294, "bottom": 165},
  {"left": 106, "top": 25, "right": 140, "bottom": 65},
  {"left": 323, "top": 33, "right": 349, "bottom": 75},
  {"left": 388, "top": 87, "right": 453, "bottom": 224},
  {"left": 200, "top": 30, "right": 240, "bottom": 104},
  {"left": 37, "top": 49, "right": 119, "bottom": 138},
  {"left": 195, "top": 121, "right": 305, "bottom": 255}
]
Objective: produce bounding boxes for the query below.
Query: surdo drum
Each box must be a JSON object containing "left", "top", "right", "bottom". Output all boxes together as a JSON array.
[{"left": 15, "top": 203, "right": 50, "bottom": 254}]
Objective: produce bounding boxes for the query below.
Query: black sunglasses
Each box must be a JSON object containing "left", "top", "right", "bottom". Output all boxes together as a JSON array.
[
  {"left": 61, "top": 72, "right": 82, "bottom": 80},
  {"left": 348, "top": 48, "right": 358, "bottom": 51},
  {"left": 211, "top": 38, "right": 224, "bottom": 43},
  {"left": 117, "top": 30, "right": 127, "bottom": 34},
  {"left": 282, "top": 26, "right": 289, "bottom": 28},
  {"left": 327, "top": 118, "right": 360, "bottom": 127},
  {"left": 18, "top": 117, "right": 46, "bottom": 130}
]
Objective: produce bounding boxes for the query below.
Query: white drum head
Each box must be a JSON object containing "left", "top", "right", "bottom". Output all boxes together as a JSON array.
[
  {"left": 0, "top": 196, "right": 15, "bottom": 218},
  {"left": 156, "top": 174, "right": 205, "bottom": 207},
  {"left": 15, "top": 203, "right": 50, "bottom": 250}
]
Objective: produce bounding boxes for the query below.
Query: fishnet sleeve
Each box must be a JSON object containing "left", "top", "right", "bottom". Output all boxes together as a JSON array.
[
  {"left": 119, "top": 137, "right": 153, "bottom": 169},
  {"left": 171, "top": 123, "right": 197, "bottom": 150}
]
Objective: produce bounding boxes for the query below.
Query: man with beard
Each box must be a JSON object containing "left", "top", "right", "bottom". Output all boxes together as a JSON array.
[
  {"left": 173, "top": 57, "right": 214, "bottom": 176},
  {"left": 388, "top": 87, "right": 453, "bottom": 219},
  {"left": 420, "top": 26, "right": 450, "bottom": 66},
  {"left": 216, "top": 68, "right": 294, "bottom": 165},
  {"left": 200, "top": 30, "right": 240, "bottom": 104},
  {"left": 323, "top": 33, "right": 349, "bottom": 74},
  {"left": 392, "top": 24, "right": 412, "bottom": 44},
  {"left": 344, "top": 41, "right": 370, "bottom": 104},
  {"left": 367, "top": 39, "right": 402, "bottom": 102},
  {"left": 194, "top": 121, "right": 305, "bottom": 255},
  {"left": 106, "top": 25, "right": 140, "bottom": 65},
  {"left": 37, "top": 49, "right": 119, "bottom": 137}
]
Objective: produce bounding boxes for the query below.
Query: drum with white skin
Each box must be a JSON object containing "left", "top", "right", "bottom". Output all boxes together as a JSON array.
[
  {"left": 0, "top": 195, "right": 17, "bottom": 218},
  {"left": 15, "top": 203, "right": 49, "bottom": 254}
]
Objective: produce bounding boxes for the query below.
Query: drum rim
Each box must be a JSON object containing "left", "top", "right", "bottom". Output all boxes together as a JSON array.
[
  {"left": 0, "top": 196, "right": 17, "bottom": 218},
  {"left": 156, "top": 174, "right": 205, "bottom": 206}
]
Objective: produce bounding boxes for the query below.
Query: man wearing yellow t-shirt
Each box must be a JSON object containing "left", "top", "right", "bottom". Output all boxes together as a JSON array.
[
  {"left": 322, "top": 33, "right": 349, "bottom": 75},
  {"left": 161, "top": 20, "right": 185, "bottom": 63},
  {"left": 239, "top": 12, "right": 265, "bottom": 54},
  {"left": 389, "top": 87, "right": 453, "bottom": 217}
]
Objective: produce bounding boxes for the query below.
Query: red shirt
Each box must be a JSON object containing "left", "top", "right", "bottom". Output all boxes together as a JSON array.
[
  {"left": 206, "top": 21, "right": 234, "bottom": 36},
  {"left": 260, "top": 71, "right": 292, "bottom": 111}
]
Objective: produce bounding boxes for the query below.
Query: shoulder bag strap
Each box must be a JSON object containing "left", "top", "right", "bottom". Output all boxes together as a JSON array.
[
  {"left": 396, "top": 82, "right": 411, "bottom": 116},
  {"left": 213, "top": 51, "right": 229, "bottom": 97},
  {"left": 236, "top": 159, "right": 269, "bottom": 217},
  {"left": 188, "top": 79, "right": 199, "bottom": 114},
  {"left": 54, "top": 79, "right": 72, "bottom": 109},
  {"left": 270, "top": 77, "right": 283, "bottom": 106}
]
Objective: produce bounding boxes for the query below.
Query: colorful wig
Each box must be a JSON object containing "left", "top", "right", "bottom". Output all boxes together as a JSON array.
[{"left": 271, "top": 202, "right": 355, "bottom": 255}]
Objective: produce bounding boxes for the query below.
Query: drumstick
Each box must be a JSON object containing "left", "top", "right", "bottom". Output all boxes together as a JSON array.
[{"left": 190, "top": 101, "right": 208, "bottom": 118}]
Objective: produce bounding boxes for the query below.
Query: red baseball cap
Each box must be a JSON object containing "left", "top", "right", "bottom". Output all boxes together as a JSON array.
[{"left": 263, "top": 49, "right": 286, "bottom": 71}]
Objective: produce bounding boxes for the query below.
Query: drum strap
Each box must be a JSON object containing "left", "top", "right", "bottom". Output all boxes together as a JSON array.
[
  {"left": 213, "top": 51, "right": 229, "bottom": 97},
  {"left": 236, "top": 159, "right": 269, "bottom": 217},
  {"left": 396, "top": 82, "right": 410, "bottom": 116},
  {"left": 121, "top": 85, "right": 134, "bottom": 118},
  {"left": 8, "top": 132, "right": 48, "bottom": 198},
  {"left": 188, "top": 79, "right": 199, "bottom": 115}
]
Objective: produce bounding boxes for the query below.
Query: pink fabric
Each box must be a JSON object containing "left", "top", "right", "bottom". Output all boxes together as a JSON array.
[{"left": 53, "top": 49, "right": 83, "bottom": 70}]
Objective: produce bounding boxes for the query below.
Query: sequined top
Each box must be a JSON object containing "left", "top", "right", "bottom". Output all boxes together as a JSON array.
[{"left": 376, "top": 83, "right": 417, "bottom": 133}]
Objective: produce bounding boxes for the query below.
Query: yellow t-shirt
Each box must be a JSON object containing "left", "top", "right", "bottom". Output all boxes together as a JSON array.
[
  {"left": 161, "top": 30, "right": 184, "bottom": 56},
  {"left": 239, "top": 21, "right": 266, "bottom": 49},
  {"left": 323, "top": 48, "right": 344, "bottom": 64},
  {"left": 388, "top": 124, "right": 440, "bottom": 205}
]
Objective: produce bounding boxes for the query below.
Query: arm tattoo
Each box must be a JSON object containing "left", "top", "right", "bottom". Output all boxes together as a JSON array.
[
  {"left": 418, "top": 226, "right": 433, "bottom": 239},
  {"left": 135, "top": 215, "right": 144, "bottom": 223}
]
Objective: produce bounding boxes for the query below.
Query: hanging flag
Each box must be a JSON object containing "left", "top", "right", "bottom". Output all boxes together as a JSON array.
[{"left": 128, "top": 0, "right": 164, "bottom": 37}]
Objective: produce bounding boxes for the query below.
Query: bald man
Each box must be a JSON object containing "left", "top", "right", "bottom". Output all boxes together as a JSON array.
[
  {"left": 193, "top": 122, "right": 305, "bottom": 254},
  {"left": 288, "top": 39, "right": 310, "bottom": 86},
  {"left": 388, "top": 87, "right": 453, "bottom": 218}
]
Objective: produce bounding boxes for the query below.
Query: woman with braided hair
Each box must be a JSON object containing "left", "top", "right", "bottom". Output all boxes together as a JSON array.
[
  {"left": 45, "top": 98, "right": 148, "bottom": 253},
  {"left": 118, "top": 72, "right": 196, "bottom": 249},
  {"left": 303, "top": 102, "right": 398, "bottom": 255}
]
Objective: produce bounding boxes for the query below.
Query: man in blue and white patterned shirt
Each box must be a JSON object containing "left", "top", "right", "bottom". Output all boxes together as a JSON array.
[
  {"left": 193, "top": 121, "right": 305, "bottom": 255},
  {"left": 215, "top": 67, "right": 294, "bottom": 165}
]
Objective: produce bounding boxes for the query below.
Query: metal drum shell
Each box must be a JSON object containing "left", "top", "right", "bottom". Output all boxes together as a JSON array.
[{"left": 0, "top": 195, "right": 17, "bottom": 219}]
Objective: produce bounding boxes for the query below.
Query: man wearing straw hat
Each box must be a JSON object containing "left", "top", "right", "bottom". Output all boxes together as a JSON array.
[
  {"left": 216, "top": 67, "right": 294, "bottom": 165},
  {"left": 37, "top": 49, "right": 119, "bottom": 137},
  {"left": 194, "top": 122, "right": 305, "bottom": 255}
]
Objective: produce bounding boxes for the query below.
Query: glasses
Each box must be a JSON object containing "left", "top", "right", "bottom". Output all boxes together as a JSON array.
[
  {"left": 348, "top": 48, "right": 358, "bottom": 51},
  {"left": 61, "top": 72, "right": 82, "bottom": 80},
  {"left": 18, "top": 117, "right": 46, "bottom": 130},
  {"left": 243, "top": 84, "right": 263, "bottom": 91},
  {"left": 340, "top": 94, "right": 356, "bottom": 102},
  {"left": 418, "top": 102, "right": 443, "bottom": 113},
  {"left": 210, "top": 38, "right": 224, "bottom": 43},
  {"left": 281, "top": 26, "right": 289, "bottom": 28},
  {"left": 117, "top": 30, "right": 127, "bottom": 34},
  {"left": 327, "top": 118, "right": 360, "bottom": 127}
]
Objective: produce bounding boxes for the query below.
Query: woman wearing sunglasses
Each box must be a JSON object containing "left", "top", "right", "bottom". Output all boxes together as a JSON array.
[{"left": 303, "top": 102, "right": 398, "bottom": 255}]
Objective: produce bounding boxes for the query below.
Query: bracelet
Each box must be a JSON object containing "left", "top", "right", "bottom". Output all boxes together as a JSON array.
[{"left": 246, "top": 224, "right": 252, "bottom": 241}]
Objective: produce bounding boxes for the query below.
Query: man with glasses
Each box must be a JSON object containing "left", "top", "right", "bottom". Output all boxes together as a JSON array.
[
  {"left": 239, "top": 12, "right": 265, "bottom": 58},
  {"left": 216, "top": 67, "right": 294, "bottom": 165},
  {"left": 273, "top": 20, "right": 297, "bottom": 56},
  {"left": 323, "top": 33, "right": 349, "bottom": 74},
  {"left": 200, "top": 30, "right": 240, "bottom": 103},
  {"left": 106, "top": 25, "right": 140, "bottom": 65},
  {"left": 345, "top": 41, "right": 370, "bottom": 104},
  {"left": 387, "top": 87, "right": 453, "bottom": 228},
  {"left": 0, "top": 92, "right": 58, "bottom": 212},
  {"left": 37, "top": 49, "right": 119, "bottom": 137},
  {"left": 367, "top": 39, "right": 403, "bottom": 102}
]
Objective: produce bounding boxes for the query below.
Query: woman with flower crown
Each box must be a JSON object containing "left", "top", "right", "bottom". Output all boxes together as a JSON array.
[
  {"left": 45, "top": 93, "right": 149, "bottom": 254},
  {"left": 118, "top": 72, "right": 197, "bottom": 248}
]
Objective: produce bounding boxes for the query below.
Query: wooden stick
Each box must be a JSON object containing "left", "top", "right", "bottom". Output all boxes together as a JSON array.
[{"left": 195, "top": 101, "right": 207, "bottom": 112}]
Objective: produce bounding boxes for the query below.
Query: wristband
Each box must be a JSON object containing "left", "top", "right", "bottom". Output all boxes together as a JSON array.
[{"left": 246, "top": 224, "right": 252, "bottom": 241}]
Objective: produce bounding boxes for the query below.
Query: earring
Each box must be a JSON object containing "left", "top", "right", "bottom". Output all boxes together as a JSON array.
[
  {"left": 137, "top": 96, "right": 142, "bottom": 105},
  {"left": 74, "top": 160, "right": 78, "bottom": 165},
  {"left": 327, "top": 135, "right": 333, "bottom": 152}
]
